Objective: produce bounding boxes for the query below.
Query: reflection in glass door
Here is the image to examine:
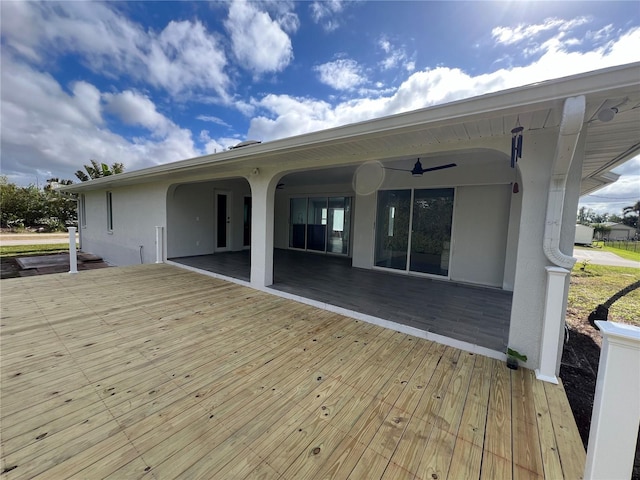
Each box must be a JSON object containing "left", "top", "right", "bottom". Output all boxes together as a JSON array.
[
  {"left": 307, "top": 197, "right": 327, "bottom": 251},
  {"left": 289, "top": 198, "right": 307, "bottom": 249},
  {"left": 374, "top": 188, "right": 454, "bottom": 276},
  {"left": 410, "top": 189, "right": 454, "bottom": 275},
  {"left": 374, "top": 190, "right": 411, "bottom": 270},
  {"left": 289, "top": 196, "right": 351, "bottom": 255},
  {"left": 328, "top": 197, "right": 351, "bottom": 254}
]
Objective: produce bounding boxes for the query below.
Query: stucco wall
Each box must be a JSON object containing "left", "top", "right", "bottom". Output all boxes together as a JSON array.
[
  {"left": 507, "top": 131, "right": 559, "bottom": 369},
  {"left": 166, "top": 178, "right": 250, "bottom": 258},
  {"left": 353, "top": 149, "right": 517, "bottom": 288},
  {"left": 80, "top": 183, "right": 168, "bottom": 266},
  {"left": 450, "top": 184, "right": 511, "bottom": 287}
]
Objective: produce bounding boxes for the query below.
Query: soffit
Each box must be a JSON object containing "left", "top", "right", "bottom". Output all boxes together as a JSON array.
[{"left": 61, "top": 64, "right": 640, "bottom": 194}]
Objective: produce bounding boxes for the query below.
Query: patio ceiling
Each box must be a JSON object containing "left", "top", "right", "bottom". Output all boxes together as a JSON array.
[{"left": 61, "top": 63, "right": 640, "bottom": 196}]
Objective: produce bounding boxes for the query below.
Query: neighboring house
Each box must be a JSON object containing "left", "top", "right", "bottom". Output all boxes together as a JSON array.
[
  {"left": 575, "top": 224, "right": 595, "bottom": 245},
  {"left": 62, "top": 63, "right": 640, "bottom": 383},
  {"left": 594, "top": 221, "right": 637, "bottom": 240}
]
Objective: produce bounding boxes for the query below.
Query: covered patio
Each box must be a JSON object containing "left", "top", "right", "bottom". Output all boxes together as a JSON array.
[
  {"left": 1, "top": 264, "right": 584, "bottom": 479},
  {"left": 170, "top": 249, "right": 512, "bottom": 353}
]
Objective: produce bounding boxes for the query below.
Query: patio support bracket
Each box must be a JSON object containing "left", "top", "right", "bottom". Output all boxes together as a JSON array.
[{"left": 584, "top": 321, "right": 640, "bottom": 480}]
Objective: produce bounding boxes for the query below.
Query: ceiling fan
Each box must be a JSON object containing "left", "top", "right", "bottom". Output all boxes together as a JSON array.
[{"left": 384, "top": 159, "right": 457, "bottom": 177}]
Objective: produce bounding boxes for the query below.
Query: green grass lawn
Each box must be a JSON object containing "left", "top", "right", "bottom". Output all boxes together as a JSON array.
[
  {"left": 0, "top": 244, "right": 75, "bottom": 257},
  {"left": 568, "top": 263, "right": 640, "bottom": 327},
  {"left": 586, "top": 241, "right": 640, "bottom": 262}
]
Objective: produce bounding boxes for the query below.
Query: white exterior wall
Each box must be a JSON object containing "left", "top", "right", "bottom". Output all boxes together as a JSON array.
[
  {"left": 81, "top": 183, "right": 168, "bottom": 266},
  {"left": 508, "top": 130, "right": 560, "bottom": 369},
  {"left": 450, "top": 185, "right": 511, "bottom": 287},
  {"left": 166, "top": 178, "right": 250, "bottom": 258}
]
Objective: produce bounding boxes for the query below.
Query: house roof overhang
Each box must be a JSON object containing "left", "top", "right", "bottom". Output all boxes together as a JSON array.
[{"left": 61, "top": 62, "right": 640, "bottom": 196}]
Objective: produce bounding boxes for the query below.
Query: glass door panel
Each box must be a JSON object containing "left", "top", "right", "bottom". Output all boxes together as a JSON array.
[
  {"left": 375, "top": 190, "right": 411, "bottom": 270},
  {"left": 327, "top": 197, "right": 350, "bottom": 254},
  {"left": 307, "top": 197, "right": 327, "bottom": 251},
  {"left": 410, "top": 188, "right": 454, "bottom": 276},
  {"left": 289, "top": 198, "right": 307, "bottom": 249}
]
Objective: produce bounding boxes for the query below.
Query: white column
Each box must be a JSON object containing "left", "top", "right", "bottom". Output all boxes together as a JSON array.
[
  {"left": 68, "top": 227, "right": 78, "bottom": 274},
  {"left": 535, "top": 266, "right": 570, "bottom": 384},
  {"left": 155, "top": 226, "right": 164, "bottom": 263},
  {"left": 249, "top": 171, "right": 277, "bottom": 288},
  {"left": 584, "top": 321, "right": 640, "bottom": 480}
]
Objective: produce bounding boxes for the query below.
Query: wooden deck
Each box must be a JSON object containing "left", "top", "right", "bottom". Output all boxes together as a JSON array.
[{"left": 0, "top": 264, "right": 585, "bottom": 479}]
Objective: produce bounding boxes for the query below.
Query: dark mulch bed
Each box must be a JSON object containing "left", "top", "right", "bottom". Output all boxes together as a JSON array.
[{"left": 561, "top": 310, "right": 640, "bottom": 479}]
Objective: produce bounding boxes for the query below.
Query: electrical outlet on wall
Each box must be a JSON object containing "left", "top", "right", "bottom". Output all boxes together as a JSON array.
[{"left": 196, "top": 240, "right": 200, "bottom": 246}]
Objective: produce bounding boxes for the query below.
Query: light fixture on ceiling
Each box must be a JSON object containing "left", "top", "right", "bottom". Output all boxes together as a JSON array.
[
  {"left": 597, "top": 106, "right": 618, "bottom": 123},
  {"left": 384, "top": 159, "right": 457, "bottom": 176}
]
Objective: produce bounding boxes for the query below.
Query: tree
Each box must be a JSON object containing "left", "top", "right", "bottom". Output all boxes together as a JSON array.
[
  {"left": 622, "top": 200, "right": 639, "bottom": 231},
  {"left": 75, "top": 160, "right": 124, "bottom": 181},
  {"left": 0, "top": 176, "right": 77, "bottom": 230}
]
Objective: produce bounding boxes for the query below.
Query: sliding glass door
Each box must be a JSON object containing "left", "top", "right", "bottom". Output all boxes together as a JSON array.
[
  {"left": 289, "top": 196, "right": 351, "bottom": 255},
  {"left": 374, "top": 190, "right": 411, "bottom": 270},
  {"left": 375, "top": 188, "right": 454, "bottom": 276}
]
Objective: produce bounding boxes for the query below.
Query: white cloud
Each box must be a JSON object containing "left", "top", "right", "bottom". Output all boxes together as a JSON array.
[
  {"left": 309, "top": 0, "right": 346, "bottom": 32},
  {"left": 225, "top": 0, "right": 294, "bottom": 75},
  {"left": 197, "top": 115, "right": 232, "bottom": 128},
  {"left": 104, "top": 90, "right": 173, "bottom": 137},
  {"left": 248, "top": 27, "right": 640, "bottom": 142},
  {"left": 0, "top": 54, "right": 199, "bottom": 185},
  {"left": 378, "top": 37, "right": 415, "bottom": 72},
  {"left": 314, "top": 59, "right": 366, "bottom": 91},
  {"left": 1, "top": 2, "right": 229, "bottom": 99},
  {"left": 492, "top": 17, "right": 589, "bottom": 45}
]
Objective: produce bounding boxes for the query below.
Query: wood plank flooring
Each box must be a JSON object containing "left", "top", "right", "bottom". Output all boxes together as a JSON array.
[{"left": 1, "top": 264, "right": 584, "bottom": 479}]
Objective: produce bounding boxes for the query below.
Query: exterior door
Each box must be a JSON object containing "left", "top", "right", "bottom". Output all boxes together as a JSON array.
[
  {"left": 215, "top": 191, "right": 231, "bottom": 251},
  {"left": 243, "top": 196, "right": 251, "bottom": 247}
]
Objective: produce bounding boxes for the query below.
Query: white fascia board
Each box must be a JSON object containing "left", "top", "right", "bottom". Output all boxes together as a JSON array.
[{"left": 61, "top": 62, "right": 640, "bottom": 194}]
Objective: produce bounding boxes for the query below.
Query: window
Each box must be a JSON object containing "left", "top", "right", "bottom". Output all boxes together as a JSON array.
[
  {"left": 106, "top": 191, "right": 113, "bottom": 231},
  {"left": 375, "top": 188, "right": 454, "bottom": 276},
  {"left": 79, "top": 194, "right": 86, "bottom": 228},
  {"left": 289, "top": 196, "right": 351, "bottom": 255}
]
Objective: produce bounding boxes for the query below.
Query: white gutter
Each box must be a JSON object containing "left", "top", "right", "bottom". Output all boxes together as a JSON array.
[{"left": 542, "top": 95, "right": 586, "bottom": 269}]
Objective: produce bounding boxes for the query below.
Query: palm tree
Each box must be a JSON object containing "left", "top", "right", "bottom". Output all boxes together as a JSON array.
[
  {"left": 622, "top": 200, "right": 639, "bottom": 234},
  {"left": 622, "top": 200, "right": 640, "bottom": 216},
  {"left": 75, "top": 160, "right": 125, "bottom": 182}
]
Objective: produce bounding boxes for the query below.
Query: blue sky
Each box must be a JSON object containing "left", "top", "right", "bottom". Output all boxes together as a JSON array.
[{"left": 1, "top": 1, "right": 638, "bottom": 214}]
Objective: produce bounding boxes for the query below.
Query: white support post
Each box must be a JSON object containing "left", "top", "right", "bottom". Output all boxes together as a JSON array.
[
  {"left": 68, "top": 227, "right": 78, "bottom": 274},
  {"left": 535, "top": 266, "right": 570, "bottom": 384},
  {"left": 248, "top": 172, "right": 277, "bottom": 288},
  {"left": 155, "top": 226, "right": 164, "bottom": 264},
  {"left": 584, "top": 321, "right": 640, "bottom": 480}
]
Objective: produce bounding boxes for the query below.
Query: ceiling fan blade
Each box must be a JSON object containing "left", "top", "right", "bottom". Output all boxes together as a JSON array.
[
  {"left": 420, "top": 163, "right": 457, "bottom": 173},
  {"left": 383, "top": 166, "right": 412, "bottom": 172}
]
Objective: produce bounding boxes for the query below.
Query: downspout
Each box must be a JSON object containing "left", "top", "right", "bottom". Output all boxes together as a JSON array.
[{"left": 542, "top": 95, "right": 586, "bottom": 268}]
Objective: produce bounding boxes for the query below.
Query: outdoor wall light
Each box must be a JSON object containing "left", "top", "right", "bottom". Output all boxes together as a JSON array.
[{"left": 597, "top": 107, "right": 618, "bottom": 123}]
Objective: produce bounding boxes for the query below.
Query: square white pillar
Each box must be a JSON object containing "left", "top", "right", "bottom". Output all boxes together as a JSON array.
[
  {"left": 249, "top": 175, "right": 276, "bottom": 288},
  {"left": 584, "top": 321, "right": 640, "bottom": 480},
  {"left": 536, "top": 266, "right": 570, "bottom": 384}
]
